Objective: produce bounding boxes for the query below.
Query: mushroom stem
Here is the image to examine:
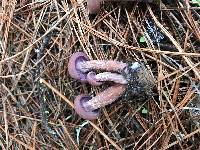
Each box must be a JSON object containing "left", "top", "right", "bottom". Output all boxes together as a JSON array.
[
  {"left": 67, "top": 52, "right": 127, "bottom": 82},
  {"left": 77, "top": 60, "right": 127, "bottom": 73},
  {"left": 87, "top": 71, "right": 127, "bottom": 86},
  {"left": 83, "top": 84, "right": 126, "bottom": 111}
]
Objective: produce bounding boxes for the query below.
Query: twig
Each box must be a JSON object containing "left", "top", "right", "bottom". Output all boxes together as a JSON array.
[{"left": 36, "top": 33, "right": 57, "bottom": 139}]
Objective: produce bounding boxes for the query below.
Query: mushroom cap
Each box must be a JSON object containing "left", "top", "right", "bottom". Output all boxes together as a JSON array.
[
  {"left": 74, "top": 94, "right": 100, "bottom": 120},
  {"left": 87, "top": 0, "right": 101, "bottom": 14},
  {"left": 68, "top": 52, "right": 89, "bottom": 82},
  {"left": 86, "top": 71, "right": 103, "bottom": 86}
]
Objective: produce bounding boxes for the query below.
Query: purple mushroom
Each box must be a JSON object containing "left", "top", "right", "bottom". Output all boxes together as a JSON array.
[
  {"left": 74, "top": 84, "right": 126, "bottom": 120},
  {"left": 71, "top": 58, "right": 155, "bottom": 119},
  {"left": 87, "top": 0, "right": 102, "bottom": 14},
  {"left": 68, "top": 52, "right": 127, "bottom": 82},
  {"left": 87, "top": 71, "right": 127, "bottom": 86},
  {"left": 68, "top": 52, "right": 89, "bottom": 82}
]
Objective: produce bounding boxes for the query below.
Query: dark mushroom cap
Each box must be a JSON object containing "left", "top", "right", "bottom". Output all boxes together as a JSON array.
[
  {"left": 74, "top": 94, "right": 100, "bottom": 120},
  {"left": 68, "top": 52, "right": 89, "bottom": 82},
  {"left": 86, "top": 71, "right": 103, "bottom": 86}
]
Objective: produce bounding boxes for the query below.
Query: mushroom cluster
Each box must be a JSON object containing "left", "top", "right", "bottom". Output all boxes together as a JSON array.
[
  {"left": 68, "top": 52, "right": 154, "bottom": 120},
  {"left": 87, "top": 0, "right": 155, "bottom": 14}
]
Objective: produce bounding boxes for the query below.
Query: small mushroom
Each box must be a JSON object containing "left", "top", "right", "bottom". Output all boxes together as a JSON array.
[
  {"left": 74, "top": 84, "right": 126, "bottom": 120},
  {"left": 87, "top": 71, "right": 127, "bottom": 86},
  {"left": 68, "top": 52, "right": 127, "bottom": 82},
  {"left": 87, "top": 0, "right": 102, "bottom": 14},
  {"left": 74, "top": 94, "right": 100, "bottom": 120},
  {"left": 87, "top": 0, "right": 154, "bottom": 14},
  {"left": 68, "top": 52, "right": 89, "bottom": 82}
]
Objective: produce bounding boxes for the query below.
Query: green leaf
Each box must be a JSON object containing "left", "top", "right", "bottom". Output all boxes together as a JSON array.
[
  {"left": 142, "top": 107, "right": 148, "bottom": 114},
  {"left": 139, "top": 36, "right": 146, "bottom": 43},
  {"left": 192, "top": 0, "right": 200, "bottom": 6}
]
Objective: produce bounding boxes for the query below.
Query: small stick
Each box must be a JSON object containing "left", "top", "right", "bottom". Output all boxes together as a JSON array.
[{"left": 36, "top": 33, "right": 57, "bottom": 139}]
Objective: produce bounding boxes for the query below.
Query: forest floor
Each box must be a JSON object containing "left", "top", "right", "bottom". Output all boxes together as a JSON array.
[{"left": 0, "top": 0, "right": 200, "bottom": 149}]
